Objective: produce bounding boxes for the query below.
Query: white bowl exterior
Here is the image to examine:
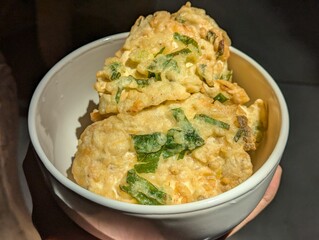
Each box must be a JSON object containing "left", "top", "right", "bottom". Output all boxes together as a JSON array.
[
  {"left": 28, "top": 33, "right": 289, "bottom": 239},
  {"left": 37, "top": 154, "right": 277, "bottom": 239}
]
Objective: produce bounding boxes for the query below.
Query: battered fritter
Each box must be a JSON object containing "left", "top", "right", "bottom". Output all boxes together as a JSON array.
[
  {"left": 71, "top": 3, "right": 267, "bottom": 205},
  {"left": 93, "top": 2, "right": 233, "bottom": 117}
]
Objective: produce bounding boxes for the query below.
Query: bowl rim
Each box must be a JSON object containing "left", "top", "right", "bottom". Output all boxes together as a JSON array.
[{"left": 28, "top": 32, "right": 289, "bottom": 215}]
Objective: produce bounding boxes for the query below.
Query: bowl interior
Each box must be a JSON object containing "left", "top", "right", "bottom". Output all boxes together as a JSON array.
[
  {"left": 228, "top": 50, "right": 282, "bottom": 171},
  {"left": 29, "top": 33, "right": 285, "bottom": 209},
  {"left": 30, "top": 35, "right": 126, "bottom": 175}
]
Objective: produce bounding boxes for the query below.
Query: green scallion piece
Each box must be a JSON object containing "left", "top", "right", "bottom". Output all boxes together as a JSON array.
[
  {"left": 154, "top": 47, "right": 165, "bottom": 57},
  {"left": 115, "top": 87, "right": 123, "bottom": 103},
  {"left": 213, "top": 93, "right": 229, "bottom": 103},
  {"left": 234, "top": 129, "right": 245, "bottom": 142},
  {"left": 173, "top": 32, "right": 199, "bottom": 51},
  {"left": 109, "top": 62, "right": 122, "bottom": 80},
  {"left": 166, "top": 48, "right": 191, "bottom": 58},
  {"left": 194, "top": 114, "right": 230, "bottom": 130},
  {"left": 120, "top": 169, "right": 167, "bottom": 205}
]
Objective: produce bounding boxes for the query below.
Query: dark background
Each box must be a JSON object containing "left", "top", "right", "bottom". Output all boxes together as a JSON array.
[{"left": 1, "top": 0, "right": 319, "bottom": 239}]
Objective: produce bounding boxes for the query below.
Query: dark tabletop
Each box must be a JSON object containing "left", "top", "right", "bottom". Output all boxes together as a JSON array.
[{"left": 2, "top": 0, "right": 319, "bottom": 239}]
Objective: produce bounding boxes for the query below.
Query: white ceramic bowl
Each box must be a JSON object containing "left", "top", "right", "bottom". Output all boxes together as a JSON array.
[{"left": 28, "top": 32, "right": 289, "bottom": 240}]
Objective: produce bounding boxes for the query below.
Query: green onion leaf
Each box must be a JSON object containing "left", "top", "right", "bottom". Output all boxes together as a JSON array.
[
  {"left": 148, "top": 71, "right": 161, "bottom": 81},
  {"left": 147, "top": 54, "right": 179, "bottom": 80},
  {"left": 174, "top": 32, "right": 199, "bottom": 51},
  {"left": 166, "top": 48, "right": 191, "bottom": 58},
  {"left": 131, "top": 109, "right": 205, "bottom": 172},
  {"left": 131, "top": 133, "right": 166, "bottom": 173},
  {"left": 108, "top": 62, "right": 122, "bottom": 80},
  {"left": 171, "top": 108, "right": 205, "bottom": 150},
  {"left": 115, "top": 87, "right": 123, "bottom": 103},
  {"left": 220, "top": 70, "right": 233, "bottom": 81},
  {"left": 198, "top": 64, "right": 207, "bottom": 78},
  {"left": 161, "top": 129, "right": 186, "bottom": 158},
  {"left": 135, "top": 79, "right": 150, "bottom": 87},
  {"left": 134, "top": 151, "right": 162, "bottom": 173},
  {"left": 120, "top": 169, "right": 167, "bottom": 205},
  {"left": 213, "top": 93, "right": 229, "bottom": 103},
  {"left": 175, "top": 16, "right": 186, "bottom": 23},
  {"left": 162, "top": 58, "right": 178, "bottom": 71},
  {"left": 194, "top": 114, "right": 230, "bottom": 130},
  {"left": 131, "top": 133, "right": 167, "bottom": 153},
  {"left": 171, "top": 108, "right": 192, "bottom": 129},
  {"left": 126, "top": 75, "right": 150, "bottom": 87},
  {"left": 234, "top": 128, "right": 244, "bottom": 142},
  {"left": 154, "top": 47, "right": 165, "bottom": 57}
]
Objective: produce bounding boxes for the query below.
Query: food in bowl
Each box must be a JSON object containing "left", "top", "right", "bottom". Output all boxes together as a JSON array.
[{"left": 71, "top": 2, "right": 267, "bottom": 205}]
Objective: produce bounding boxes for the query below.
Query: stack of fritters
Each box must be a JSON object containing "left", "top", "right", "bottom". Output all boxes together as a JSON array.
[{"left": 72, "top": 3, "right": 267, "bottom": 205}]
